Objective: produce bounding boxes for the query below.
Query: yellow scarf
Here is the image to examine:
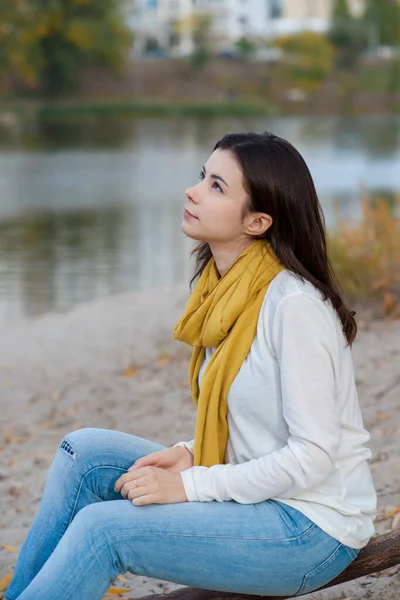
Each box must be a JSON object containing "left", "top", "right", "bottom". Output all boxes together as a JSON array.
[{"left": 173, "top": 240, "right": 284, "bottom": 467}]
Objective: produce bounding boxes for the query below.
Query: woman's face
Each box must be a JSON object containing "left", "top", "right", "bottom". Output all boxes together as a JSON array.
[{"left": 182, "top": 148, "right": 250, "bottom": 244}]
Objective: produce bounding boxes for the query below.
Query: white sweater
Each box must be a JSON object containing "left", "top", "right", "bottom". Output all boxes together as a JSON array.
[{"left": 174, "top": 269, "right": 377, "bottom": 549}]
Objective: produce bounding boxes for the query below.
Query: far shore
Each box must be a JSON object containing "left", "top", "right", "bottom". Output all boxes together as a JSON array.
[
  {"left": 0, "top": 95, "right": 399, "bottom": 124},
  {"left": 0, "top": 286, "right": 399, "bottom": 599}
]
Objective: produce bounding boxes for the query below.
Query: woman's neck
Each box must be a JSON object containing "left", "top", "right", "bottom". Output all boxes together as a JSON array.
[{"left": 209, "top": 238, "right": 255, "bottom": 278}]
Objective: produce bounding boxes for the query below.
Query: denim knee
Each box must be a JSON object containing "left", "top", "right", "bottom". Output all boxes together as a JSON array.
[
  {"left": 59, "top": 428, "right": 102, "bottom": 461},
  {"left": 69, "top": 503, "right": 129, "bottom": 572}
]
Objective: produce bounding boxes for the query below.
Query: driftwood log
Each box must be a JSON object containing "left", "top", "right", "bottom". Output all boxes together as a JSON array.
[{"left": 134, "top": 529, "right": 400, "bottom": 600}]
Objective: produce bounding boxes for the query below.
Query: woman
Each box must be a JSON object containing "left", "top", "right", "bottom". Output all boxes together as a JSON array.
[{"left": 5, "top": 132, "right": 377, "bottom": 600}]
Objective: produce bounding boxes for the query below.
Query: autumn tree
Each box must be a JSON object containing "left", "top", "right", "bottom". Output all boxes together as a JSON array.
[
  {"left": 363, "top": 0, "right": 400, "bottom": 48},
  {"left": 328, "top": 0, "right": 368, "bottom": 69},
  {"left": 0, "top": 0, "right": 132, "bottom": 97},
  {"left": 274, "top": 32, "right": 335, "bottom": 93}
]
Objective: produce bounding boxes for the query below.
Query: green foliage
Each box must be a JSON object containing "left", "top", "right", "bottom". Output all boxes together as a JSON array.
[
  {"left": 328, "top": 0, "right": 368, "bottom": 69},
  {"left": 332, "top": 0, "right": 351, "bottom": 20},
  {"left": 0, "top": 0, "right": 132, "bottom": 97},
  {"left": 235, "top": 37, "right": 256, "bottom": 59},
  {"left": 189, "top": 15, "right": 212, "bottom": 71},
  {"left": 274, "top": 32, "right": 334, "bottom": 92},
  {"left": 363, "top": 0, "right": 400, "bottom": 47}
]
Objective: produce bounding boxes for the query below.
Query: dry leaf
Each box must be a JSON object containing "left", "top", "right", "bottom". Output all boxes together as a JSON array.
[
  {"left": 123, "top": 367, "right": 139, "bottom": 378},
  {"left": 1, "top": 544, "right": 16, "bottom": 553},
  {"left": 117, "top": 575, "right": 128, "bottom": 581},
  {"left": 0, "top": 573, "right": 13, "bottom": 592},
  {"left": 156, "top": 354, "right": 172, "bottom": 368},
  {"left": 7, "top": 486, "right": 24, "bottom": 498},
  {"left": 375, "top": 411, "right": 390, "bottom": 421},
  {"left": 392, "top": 512, "right": 400, "bottom": 529},
  {"left": 106, "top": 589, "right": 130, "bottom": 595},
  {"left": 41, "top": 420, "right": 53, "bottom": 429},
  {"left": 377, "top": 505, "right": 400, "bottom": 521},
  {"left": 385, "top": 506, "right": 400, "bottom": 519},
  {"left": 383, "top": 293, "right": 396, "bottom": 315}
]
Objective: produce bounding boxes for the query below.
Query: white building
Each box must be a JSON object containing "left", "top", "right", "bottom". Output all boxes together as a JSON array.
[{"left": 125, "top": 0, "right": 367, "bottom": 57}]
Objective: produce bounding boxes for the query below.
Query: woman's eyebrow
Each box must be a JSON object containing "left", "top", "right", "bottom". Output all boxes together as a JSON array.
[{"left": 202, "top": 165, "right": 229, "bottom": 187}]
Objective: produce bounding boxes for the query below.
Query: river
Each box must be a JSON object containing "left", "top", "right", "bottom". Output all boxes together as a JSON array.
[{"left": 0, "top": 114, "right": 399, "bottom": 327}]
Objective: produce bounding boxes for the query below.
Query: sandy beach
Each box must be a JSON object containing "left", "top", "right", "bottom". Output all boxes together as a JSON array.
[{"left": 0, "top": 285, "right": 399, "bottom": 599}]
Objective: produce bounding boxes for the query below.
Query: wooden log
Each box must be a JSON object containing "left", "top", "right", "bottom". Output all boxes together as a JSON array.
[{"left": 133, "top": 529, "right": 400, "bottom": 600}]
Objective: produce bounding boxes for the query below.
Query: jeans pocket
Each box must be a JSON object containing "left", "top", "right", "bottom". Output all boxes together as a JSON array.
[{"left": 295, "top": 542, "right": 358, "bottom": 596}]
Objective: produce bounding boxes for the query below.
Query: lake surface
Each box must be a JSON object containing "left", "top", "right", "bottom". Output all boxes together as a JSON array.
[{"left": 0, "top": 114, "right": 399, "bottom": 328}]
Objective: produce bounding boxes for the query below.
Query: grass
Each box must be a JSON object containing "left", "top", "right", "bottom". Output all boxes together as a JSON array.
[
  {"left": 358, "top": 61, "right": 393, "bottom": 94},
  {"left": 0, "top": 99, "right": 271, "bottom": 121},
  {"left": 328, "top": 191, "right": 400, "bottom": 319}
]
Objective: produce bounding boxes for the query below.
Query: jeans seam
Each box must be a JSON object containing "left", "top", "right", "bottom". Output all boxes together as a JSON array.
[
  {"left": 56, "top": 530, "right": 304, "bottom": 600},
  {"left": 253, "top": 503, "right": 318, "bottom": 542},
  {"left": 67, "top": 465, "right": 128, "bottom": 527},
  {"left": 345, "top": 546, "right": 359, "bottom": 560},
  {"left": 295, "top": 541, "right": 344, "bottom": 596}
]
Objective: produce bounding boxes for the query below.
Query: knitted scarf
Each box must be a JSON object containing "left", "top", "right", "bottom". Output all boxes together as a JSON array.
[{"left": 173, "top": 240, "right": 284, "bottom": 467}]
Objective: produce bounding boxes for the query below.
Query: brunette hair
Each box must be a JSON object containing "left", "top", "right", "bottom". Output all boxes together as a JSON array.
[{"left": 190, "top": 131, "right": 357, "bottom": 346}]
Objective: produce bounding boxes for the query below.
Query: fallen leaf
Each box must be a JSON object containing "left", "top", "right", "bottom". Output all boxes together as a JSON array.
[
  {"left": 155, "top": 354, "right": 172, "bottom": 368},
  {"left": 117, "top": 575, "right": 128, "bottom": 581},
  {"left": 106, "top": 589, "right": 130, "bottom": 595},
  {"left": 376, "top": 505, "right": 400, "bottom": 521},
  {"left": 383, "top": 293, "right": 396, "bottom": 316},
  {"left": 0, "top": 573, "right": 12, "bottom": 592},
  {"left": 392, "top": 512, "right": 400, "bottom": 529},
  {"left": 7, "top": 486, "right": 24, "bottom": 498},
  {"left": 371, "top": 452, "right": 388, "bottom": 464},
  {"left": 385, "top": 506, "right": 400, "bottom": 519},
  {"left": 123, "top": 367, "right": 139, "bottom": 378},
  {"left": 1, "top": 545, "right": 16, "bottom": 553},
  {"left": 375, "top": 411, "right": 390, "bottom": 421}
]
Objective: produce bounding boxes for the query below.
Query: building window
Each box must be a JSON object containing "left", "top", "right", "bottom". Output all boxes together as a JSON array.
[{"left": 269, "top": 0, "right": 282, "bottom": 19}]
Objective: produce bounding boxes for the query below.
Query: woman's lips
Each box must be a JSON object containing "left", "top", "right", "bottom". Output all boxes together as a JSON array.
[{"left": 183, "top": 208, "right": 198, "bottom": 219}]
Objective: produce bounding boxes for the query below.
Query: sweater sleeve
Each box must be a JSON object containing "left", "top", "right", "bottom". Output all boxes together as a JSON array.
[
  {"left": 172, "top": 439, "right": 195, "bottom": 455},
  {"left": 179, "top": 292, "right": 342, "bottom": 504}
]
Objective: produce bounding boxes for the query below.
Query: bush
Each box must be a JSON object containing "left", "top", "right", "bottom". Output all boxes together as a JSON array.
[
  {"left": 274, "top": 32, "right": 334, "bottom": 92},
  {"left": 328, "top": 191, "right": 400, "bottom": 318}
]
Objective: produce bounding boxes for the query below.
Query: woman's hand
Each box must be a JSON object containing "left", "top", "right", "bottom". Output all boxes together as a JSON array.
[
  {"left": 114, "top": 466, "right": 187, "bottom": 506},
  {"left": 129, "top": 446, "right": 194, "bottom": 473}
]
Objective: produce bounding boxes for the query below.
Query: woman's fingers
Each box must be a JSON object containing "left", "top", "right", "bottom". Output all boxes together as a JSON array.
[
  {"left": 132, "top": 494, "right": 156, "bottom": 506},
  {"left": 129, "top": 452, "right": 160, "bottom": 471},
  {"left": 121, "top": 477, "right": 147, "bottom": 499},
  {"left": 114, "top": 466, "right": 148, "bottom": 493}
]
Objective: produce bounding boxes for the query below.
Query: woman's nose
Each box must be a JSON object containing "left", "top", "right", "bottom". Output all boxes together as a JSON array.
[{"left": 185, "top": 185, "right": 199, "bottom": 202}]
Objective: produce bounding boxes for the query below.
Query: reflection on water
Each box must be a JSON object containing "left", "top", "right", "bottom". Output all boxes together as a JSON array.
[
  {"left": 0, "top": 115, "right": 399, "bottom": 328},
  {"left": 0, "top": 205, "right": 194, "bottom": 326}
]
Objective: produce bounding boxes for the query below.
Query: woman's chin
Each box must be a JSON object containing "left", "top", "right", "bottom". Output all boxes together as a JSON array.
[{"left": 181, "top": 220, "right": 203, "bottom": 241}]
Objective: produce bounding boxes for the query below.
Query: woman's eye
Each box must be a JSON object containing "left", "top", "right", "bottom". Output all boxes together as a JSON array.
[
  {"left": 198, "top": 172, "right": 205, "bottom": 181},
  {"left": 212, "top": 182, "right": 222, "bottom": 193}
]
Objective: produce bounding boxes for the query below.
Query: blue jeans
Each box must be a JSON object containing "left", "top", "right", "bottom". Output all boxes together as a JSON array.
[{"left": 5, "top": 428, "right": 360, "bottom": 600}]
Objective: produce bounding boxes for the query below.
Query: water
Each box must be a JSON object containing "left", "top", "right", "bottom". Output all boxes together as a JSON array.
[{"left": 0, "top": 114, "right": 399, "bottom": 328}]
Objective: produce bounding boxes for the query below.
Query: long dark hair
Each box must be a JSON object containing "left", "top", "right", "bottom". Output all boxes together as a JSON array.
[{"left": 190, "top": 131, "right": 357, "bottom": 346}]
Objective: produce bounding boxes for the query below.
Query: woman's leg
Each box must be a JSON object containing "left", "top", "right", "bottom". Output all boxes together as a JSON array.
[
  {"left": 5, "top": 428, "right": 165, "bottom": 600},
  {"left": 11, "top": 494, "right": 358, "bottom": 600}
]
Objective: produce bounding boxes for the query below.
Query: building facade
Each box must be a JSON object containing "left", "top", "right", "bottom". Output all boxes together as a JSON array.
[{"left": 125, "top": 0, "right": 368, "bottom": 57}]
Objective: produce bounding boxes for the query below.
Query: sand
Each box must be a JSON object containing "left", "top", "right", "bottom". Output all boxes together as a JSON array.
[{"left": 0, "top": 285, "right": 399, "bottom": 599}]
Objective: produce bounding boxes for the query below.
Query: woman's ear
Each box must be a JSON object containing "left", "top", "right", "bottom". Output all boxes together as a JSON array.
[{"left": 245, "top": 213, "right": 273, "bottom": 236}]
